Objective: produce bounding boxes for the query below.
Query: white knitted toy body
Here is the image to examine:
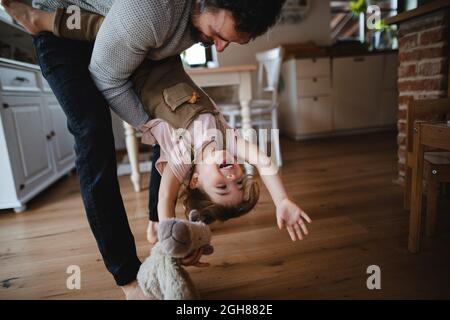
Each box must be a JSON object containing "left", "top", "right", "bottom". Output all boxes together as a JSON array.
[
  {"left": 137, "top": 218, "right": 213, "bottom": 300},
  {"left": 137, "top": 242, "right": 199, "bottom": 300}
]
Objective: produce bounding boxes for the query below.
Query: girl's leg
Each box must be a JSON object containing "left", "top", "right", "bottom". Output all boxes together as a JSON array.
[
  {"left": 2, "top": 0, "right": 105, "bottom": 42},
  {"left": 1, "top": 0, "right": 53, "bottom": 35},
  {"left": 148, "top": 145, "right": 161, "bottom": 222},
  {"left": 146, "top": 222, "right": 158, "bottom": 244},
  {"left": 147, "top": 145, "right": 161, "bottom": 244}
]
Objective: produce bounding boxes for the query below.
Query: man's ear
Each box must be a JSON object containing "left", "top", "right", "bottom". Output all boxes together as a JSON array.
[{"left": 189, "top": 172, "right": 199, "bottom": 189}]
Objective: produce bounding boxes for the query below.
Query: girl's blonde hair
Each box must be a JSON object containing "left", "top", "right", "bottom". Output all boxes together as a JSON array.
[{"left": 180, "top": 165, "right": 260, "bottom": 224}]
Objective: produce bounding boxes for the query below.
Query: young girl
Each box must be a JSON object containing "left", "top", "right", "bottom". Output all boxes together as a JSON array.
[{"left": 3, "top": 1, "right": 312, "bottom": 244}]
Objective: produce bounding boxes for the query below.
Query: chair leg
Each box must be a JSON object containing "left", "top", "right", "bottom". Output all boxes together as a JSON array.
[
  {"left": 271, "top": 109, "right": 282, "bottom": 167},
  {"left": 271, "top": 128, "right": 282, "bottom": 168},
  {"left": 229, "top": 114, "right": 236, "bottom": 129},
  {"left": 259, "top": 128, "right": 268, "bottom": 157},
  {"left": 404, "top": 165, "right": 412, "bottom": 210},
  {"left": 408, "top": 126, "right": 425, "bottom": 253},
  {"left": 425, "top": 165, "right": 439, "bottom": 237}
]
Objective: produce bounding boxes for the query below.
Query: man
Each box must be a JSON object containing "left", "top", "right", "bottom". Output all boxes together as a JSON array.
[{"left": 5, "top": 0, "right": 286, "bottom": 299}]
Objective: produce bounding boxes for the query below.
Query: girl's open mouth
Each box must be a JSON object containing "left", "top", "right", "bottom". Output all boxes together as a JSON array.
[{"left": 219, "top": 163, "right": 234, "bottom": 169}]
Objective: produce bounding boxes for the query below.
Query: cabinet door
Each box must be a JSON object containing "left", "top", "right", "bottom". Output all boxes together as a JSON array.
[
  {"left": 379, "top": 89, "right": 398, "bottom": 126},
  {"left": 296, "top": 58, "right": 331, "bottom": 78},
  {"left": 1, "top": 95, "right": 54, "bottom": 197},
  {"left": 298, "top": 96, "right": 333, "bottom": 135},
  {"left": 44, "top": 96, "right": 75, "bottom": 172},
  {"left": 333, "top": 56, "right": 384, "bottom": 130},
  {"left": 382, "top": 53, "right": 398, "bottom": 90},
  {"left": 297, "top": 76, "right": 332, "bottom": 97}
]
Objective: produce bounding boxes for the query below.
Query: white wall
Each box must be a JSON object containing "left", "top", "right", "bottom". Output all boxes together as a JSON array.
[{"left": 217, "top": 0, "right": 331, "bottom": 67}]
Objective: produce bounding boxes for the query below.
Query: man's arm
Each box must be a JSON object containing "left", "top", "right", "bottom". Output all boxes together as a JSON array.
[{"left": 88, "top": 0, "right": 170, "bottom": 127}]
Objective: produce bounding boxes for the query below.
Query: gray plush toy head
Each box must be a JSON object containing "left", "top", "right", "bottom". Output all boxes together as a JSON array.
[{"left": 158, "top": 217, "right": 213, "bottom": 259}]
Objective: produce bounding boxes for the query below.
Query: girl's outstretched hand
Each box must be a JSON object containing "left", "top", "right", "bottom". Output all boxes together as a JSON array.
[{"left": 276, "top": 198, "right": 312, "bottom": 241}]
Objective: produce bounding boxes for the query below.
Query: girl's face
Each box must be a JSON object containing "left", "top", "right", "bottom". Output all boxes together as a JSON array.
[{"left": 190, "top": 150, "right": 244, "bottom": 206}]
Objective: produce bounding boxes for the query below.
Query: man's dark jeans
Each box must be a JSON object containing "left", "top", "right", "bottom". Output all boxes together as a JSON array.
[{"left": 33, "top": 32, "right": 161, "bottom": 286}]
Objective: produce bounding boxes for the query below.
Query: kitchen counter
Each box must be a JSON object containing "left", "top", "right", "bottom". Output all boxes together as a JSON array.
[
  {"left": 386, "top": 0, "right": 450, "bottom": 24},
  {"left": 282, "top": 43, "right": 398, "bottom": 60}
]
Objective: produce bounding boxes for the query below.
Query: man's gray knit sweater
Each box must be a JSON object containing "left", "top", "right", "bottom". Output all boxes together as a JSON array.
[{"left": 32, "top": 0, "right": 196, "bottom": 127}]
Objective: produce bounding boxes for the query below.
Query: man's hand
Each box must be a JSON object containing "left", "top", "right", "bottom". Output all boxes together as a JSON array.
[
  {"left": 180, "top": 247, "right": 210, "bottom": 268},
  {"left": 276, "top": 198, "right": 312, "bottom": 241}
]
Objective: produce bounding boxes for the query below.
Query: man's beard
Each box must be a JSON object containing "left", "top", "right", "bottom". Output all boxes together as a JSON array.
[{"left": 189, "top": 5, "right": 214, "bottom": 48}]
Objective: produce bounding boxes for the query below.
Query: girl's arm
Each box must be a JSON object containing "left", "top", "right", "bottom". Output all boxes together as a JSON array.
[
  {"left": 157, "top": 165, "right": 182, "bottom": 221},
  {"left": 156, "top": 165, "right": 207, "bottom": 267},
  {"left": 236, "top": 137, "right": 312, "bottom": 241}
]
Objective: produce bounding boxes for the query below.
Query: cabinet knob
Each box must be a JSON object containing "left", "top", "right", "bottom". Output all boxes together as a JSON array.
[
  {"left": 313, "top": 77, "right": 317, "bottom": 82},
  {"left": 50, "top": 131, "right": 56, "bottom": 137},
  {"left": 2, "top": 103, "right": 9, "bottom": 109},
  {"left": 19, "top": 184, "right": 25, "bottom": 190},
  {"left": 313, "top": 97, "right": 318, "bottom": 101},
  {"left": 46, "top": 133, "right": 52, "bottom": 140}
]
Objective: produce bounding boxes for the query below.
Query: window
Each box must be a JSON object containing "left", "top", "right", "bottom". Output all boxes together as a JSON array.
[
  {"left": 181, "top": 44, "right": 218, "bottom": 68},
  {"left": 330, "top": 0, "right": 398, "bottom": 50}
]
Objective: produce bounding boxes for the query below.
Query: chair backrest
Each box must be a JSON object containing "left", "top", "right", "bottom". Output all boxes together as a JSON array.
[
  {"left": 406, "top": 98, "right": 450, "bottom": 153},
  {"left": 255, "top": 46, "right": 285, "bottom": 106}
]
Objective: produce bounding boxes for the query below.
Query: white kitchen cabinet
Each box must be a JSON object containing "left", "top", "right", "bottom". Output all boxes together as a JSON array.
[
  {"left": 296, "top": 58, "right": 331, "bottom": 78},
  {"left": 379, "top": 89, "right": 398, "bottom": 126},
  {"left": 298, "top": 96, "right": 333, "bottom": 134},
  {"left": 1, "top": 95, "right": 54, "bottom": 199},
  {"left": 379, "top": 54, "right": 398, "bottom": 126},
  {"left": 0, "top": 64, "right": 40, "bottom": 92},
  {"left": 333, "top": 55, "right": 384, "bottom": 130},
  {"left": 280, "top": 52, "right": 398, "bottom": 140},
  {"left": 0, "top": 58, "right": 75, "bottom": 213},
  {"left": 44, "top": 95, "right": 76, "bottom": 173},
  {"left": 279, "top": 57, "right": 333, "bottom": 137}
]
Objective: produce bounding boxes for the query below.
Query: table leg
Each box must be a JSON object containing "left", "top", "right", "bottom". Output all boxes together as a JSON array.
[
  {"left": 408, "top": 123, "right": 424, "bottom": 253},
  {"left": 239, "top": 71, "right": 254, "bottom": 174},
  {"left": 123, "top": 121, "right": 141, "bottom": 192}
]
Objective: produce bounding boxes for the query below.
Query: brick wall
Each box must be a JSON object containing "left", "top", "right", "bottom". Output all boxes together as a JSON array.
[{"left": 396, "top": 8, "right": 450, "bottom": 185}]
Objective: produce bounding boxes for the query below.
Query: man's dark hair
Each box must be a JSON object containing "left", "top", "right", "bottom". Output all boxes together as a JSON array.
[{"left": 200, "top": 0, "right": 286, "bottom": 39}]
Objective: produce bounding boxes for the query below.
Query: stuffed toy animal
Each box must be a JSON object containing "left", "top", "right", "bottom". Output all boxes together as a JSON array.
[{"left": 137, "top": 217, "right": 213, "bottom": 300}]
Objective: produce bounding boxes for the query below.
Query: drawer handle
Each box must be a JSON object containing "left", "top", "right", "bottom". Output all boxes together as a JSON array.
[
  {"left": 14, "top": 76, "right": 31, "bottom": 83},
  {"left": 353, "top": 57, "right": 365, "bottom": 62},
  {"left": 313, "top": 97, "right": 318, "bottom": 101}
]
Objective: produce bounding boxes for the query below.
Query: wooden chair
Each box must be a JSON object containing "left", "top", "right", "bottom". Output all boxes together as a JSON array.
[
  {"left": 219, "top": 46, "right": 285, "bottom": 167},
  {"left": 404, "top": 98, "right": 450, "bottom": 237}
]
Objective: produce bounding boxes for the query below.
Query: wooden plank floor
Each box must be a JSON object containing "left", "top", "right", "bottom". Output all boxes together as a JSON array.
[{"left": 1, "top": 131, "right": 449, "bottom": 299}]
